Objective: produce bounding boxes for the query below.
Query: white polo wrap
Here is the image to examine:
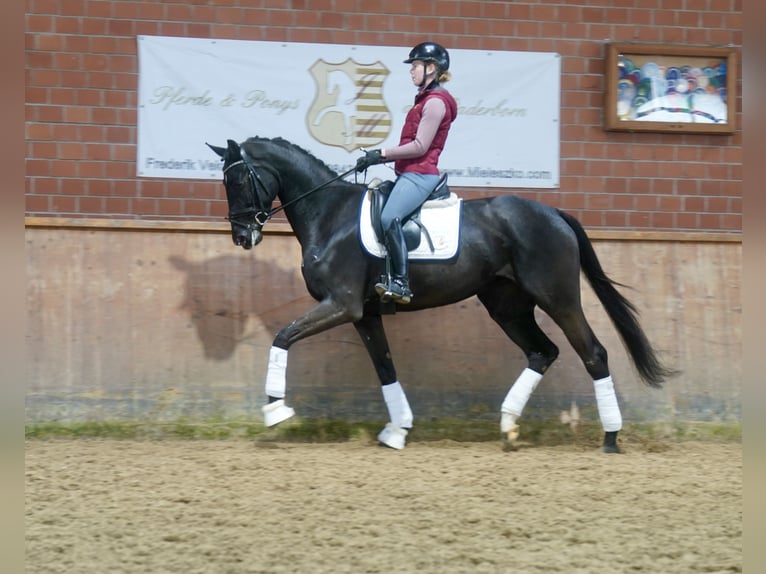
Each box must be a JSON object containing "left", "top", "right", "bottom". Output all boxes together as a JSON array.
[
  {"left": 381, "top": 381, "right": 413, "bottom": 428},
  {"left": 264, "top": 346, "right": 288, "bottom": 398},
  {"left": 501, "top": 368, "right": 544, "bottom": 417},
  {"left": 594, "top": 375, "right": 622, "bottom": 432}
]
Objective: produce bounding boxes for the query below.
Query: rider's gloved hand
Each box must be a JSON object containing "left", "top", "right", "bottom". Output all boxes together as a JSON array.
[{"left": 355, "top": 149, "right": 385, "bottom": 172}]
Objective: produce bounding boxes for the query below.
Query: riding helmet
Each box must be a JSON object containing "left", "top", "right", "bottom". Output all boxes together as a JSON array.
[{"left": 404, "top": 42, "right": 450, "bottom": 71}]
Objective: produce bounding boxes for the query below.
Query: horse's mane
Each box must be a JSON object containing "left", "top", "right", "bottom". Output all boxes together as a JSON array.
[{"left": 244, "top": 136, "right": 339, "bottom": 178}]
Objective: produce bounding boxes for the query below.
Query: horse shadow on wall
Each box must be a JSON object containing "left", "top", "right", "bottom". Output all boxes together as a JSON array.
[
  {"left": 169, "top": 254, "right": 314, "bottom": 361},
  {"left": 168, "top": 252, "right": 577, "bottom": 381},
  {"left": 167, "top": 253, "right": 595, "bottom": 418}
]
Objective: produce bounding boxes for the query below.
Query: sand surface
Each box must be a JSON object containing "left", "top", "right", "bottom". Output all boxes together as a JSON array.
[{"left": 26, "top": 438, "right": 741, "bottom": 573}]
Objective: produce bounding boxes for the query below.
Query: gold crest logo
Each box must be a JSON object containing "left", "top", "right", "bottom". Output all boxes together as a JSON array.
[{"left": 307, "top": 58, "right": 391, "bottom": 152}]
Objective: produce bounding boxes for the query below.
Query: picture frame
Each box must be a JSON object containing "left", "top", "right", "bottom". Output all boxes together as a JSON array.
[{"left": 604, "top": 43, "right": 738, "bottom": 135}]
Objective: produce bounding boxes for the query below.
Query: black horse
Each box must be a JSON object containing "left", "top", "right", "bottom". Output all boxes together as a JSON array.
[{"left": 207, "top": 137, "right": 674, "bottom": 453}]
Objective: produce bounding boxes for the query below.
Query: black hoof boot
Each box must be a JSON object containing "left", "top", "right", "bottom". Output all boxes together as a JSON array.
[{"left": 602, "top": 431, "right": 621, "bottom": 454}]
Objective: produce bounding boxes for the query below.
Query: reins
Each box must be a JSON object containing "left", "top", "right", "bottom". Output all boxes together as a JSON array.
[
  {"left": 225, "top": 147, "right": 358, "bottom": 227},
  {"left": 267, "top": 165, "right": 358, "bottom": 219}
]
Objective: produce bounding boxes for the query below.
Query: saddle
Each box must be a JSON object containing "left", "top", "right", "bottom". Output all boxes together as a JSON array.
[{"left": 369, "top": 173, "right": 451, "bottom": 251}]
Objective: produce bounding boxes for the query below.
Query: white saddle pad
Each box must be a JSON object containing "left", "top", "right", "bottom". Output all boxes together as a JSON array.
[{"left": 358, "top": 189, "right": 462, "bottom": 260}]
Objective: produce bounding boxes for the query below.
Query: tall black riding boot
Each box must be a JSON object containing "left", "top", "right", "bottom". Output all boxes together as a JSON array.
[{"left": 375, "top": 218, "right": 413, "bottom": 304}]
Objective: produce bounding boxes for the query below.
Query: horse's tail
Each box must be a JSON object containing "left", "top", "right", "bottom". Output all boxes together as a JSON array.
[{"left": 557, "top": 210, "right": 676, "bottom": 388}]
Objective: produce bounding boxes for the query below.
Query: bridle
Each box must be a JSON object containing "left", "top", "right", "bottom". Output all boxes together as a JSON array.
[
  {"left": 222, "top": 145, "right": 358, "bottom": 231},
  {"left": 222, "top": 149, "right": 276, "bottom": 229}
]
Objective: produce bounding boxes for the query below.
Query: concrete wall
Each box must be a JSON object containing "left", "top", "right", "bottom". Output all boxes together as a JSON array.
[{"left": 26, "top": 227, "right": 741, "bottom": 425}]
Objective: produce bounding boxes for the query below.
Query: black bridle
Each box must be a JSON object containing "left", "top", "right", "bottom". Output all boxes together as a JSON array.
[
  {"left": 222, "top": 149, "right": 275, "bottom": 229},
  {"left": 223, "top": 145, "right": 358, "bottom": 230}
]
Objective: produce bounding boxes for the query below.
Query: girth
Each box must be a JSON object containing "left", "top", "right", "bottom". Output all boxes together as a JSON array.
[{"left": 370, "top": 173, "right": 450, "bottom": 251}]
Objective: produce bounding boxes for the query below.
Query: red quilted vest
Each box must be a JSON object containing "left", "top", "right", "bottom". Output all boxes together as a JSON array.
[{"left": 394, "top": 87, "right": 458, "bottom": 175}]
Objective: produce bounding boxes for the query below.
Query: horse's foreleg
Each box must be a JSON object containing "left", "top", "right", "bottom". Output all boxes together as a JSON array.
[
  {"left": 262, "top": 346, "right": 295, "bottom": 426},
  {"left": 262, "top": 299, "right": 359, "bottom": 427},
  {"left": 353, "top": 314, "right": 412, "bottom": 450}
]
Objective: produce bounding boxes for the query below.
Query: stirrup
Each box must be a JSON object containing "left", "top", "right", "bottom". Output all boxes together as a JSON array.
[
  {"left": 375, "top": 280, "right": 391, "bottom": 300},
  {"left": 376, "top": 278, "right": 412, "bottom": 304}
]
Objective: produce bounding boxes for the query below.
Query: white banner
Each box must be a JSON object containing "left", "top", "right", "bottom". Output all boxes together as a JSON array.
[{"left": 137, "top": 36, "right": 560, "bottom": 188}]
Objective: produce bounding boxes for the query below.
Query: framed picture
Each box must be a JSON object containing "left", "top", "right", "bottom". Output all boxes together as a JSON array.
[{"left": 604, "top": 43, "right": 738, "bottom": 135}]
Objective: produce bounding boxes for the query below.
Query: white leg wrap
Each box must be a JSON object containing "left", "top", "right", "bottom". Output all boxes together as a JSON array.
[
  {"left": 381, "top": 381, "right": 413, "bottom": 428},
  {"left": 594, "top": 376, "right": 622, "bottom": 432},
  {"left": 262, "top": 347, "right": 294, "bottom": 426},
  {"left": 264, "top": 346, "right": 288, "bottom": 398},
  {"left": 501, "top": 368, "right": 544, "bottom": 418},
  {"left": 378, "top": 382, "right": 413, "bottom": 449}
]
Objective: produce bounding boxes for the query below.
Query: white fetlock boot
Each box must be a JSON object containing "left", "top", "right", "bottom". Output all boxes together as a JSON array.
[
  {"left": 262, "top": 399, "right": 295, "bottom": 427},
  {"left": 377, "top": 423, "right": 408, "bottom": 450},
  {"left": 378, "top": 381, "right": 413, "bottom": 450}
]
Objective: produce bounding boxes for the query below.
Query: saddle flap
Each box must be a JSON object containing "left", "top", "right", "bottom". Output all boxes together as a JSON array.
[{"left": 370, "top": 180, "right": 394, "bottom": 240}]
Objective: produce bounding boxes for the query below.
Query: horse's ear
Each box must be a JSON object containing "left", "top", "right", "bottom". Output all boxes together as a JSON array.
[
  {"left": 206, "top": 142, "right": 227, "bottom": 158},
  {"left": 227, "top": 139, "right": 242, "bottom": 160}
]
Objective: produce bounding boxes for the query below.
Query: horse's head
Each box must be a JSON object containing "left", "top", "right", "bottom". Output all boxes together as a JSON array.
[{"left": 207, "top": 139, "right": 277, "bottom": 250}]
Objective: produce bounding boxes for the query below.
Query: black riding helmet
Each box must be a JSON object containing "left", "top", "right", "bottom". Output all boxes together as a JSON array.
[
  {"left": 404, "top": 42, "right": 450, "bottom": 71},
  {"left": 404, "top": 42, "right": 450, "bottom": 89}
]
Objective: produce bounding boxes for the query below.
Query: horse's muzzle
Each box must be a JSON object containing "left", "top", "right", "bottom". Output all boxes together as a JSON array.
[{"left": 231, "top": 226, "right": 263, "bottom": 250}]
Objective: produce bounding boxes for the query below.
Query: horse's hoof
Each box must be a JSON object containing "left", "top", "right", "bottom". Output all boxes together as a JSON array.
[
  {"left": 262, "top": 399, "right": 296, "bottom": 427},
  {"left": 377, "top": 423, "right": 408, "bottom": 450},
  {"left": 501, "top": 421, "right": 520, "bottom": 452},
  {"left": 602, "top": 430, "right": 621, "bottom": 454},
  {"left": 502, "top": 437, "right": 518, "bottom": 452}
]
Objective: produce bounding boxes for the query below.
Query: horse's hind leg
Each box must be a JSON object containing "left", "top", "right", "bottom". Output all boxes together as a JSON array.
[
  {"left": 353, "top": 313, "right": 412, "bottom": 450},
  {"left": 546, "top": 307, "right": 622, "bottom": 453},
  {"left": 477, "top": 280, "right": 560, "bottom": 451}
]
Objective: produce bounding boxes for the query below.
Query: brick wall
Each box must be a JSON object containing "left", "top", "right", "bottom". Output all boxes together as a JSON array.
[{"left": 25, "top": 0, "right": 743, "bottom": 232}]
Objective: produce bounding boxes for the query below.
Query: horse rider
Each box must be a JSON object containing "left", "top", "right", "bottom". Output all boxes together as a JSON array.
[{"left": 355, "top": 41, "right": 458, "bottom": 304}]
